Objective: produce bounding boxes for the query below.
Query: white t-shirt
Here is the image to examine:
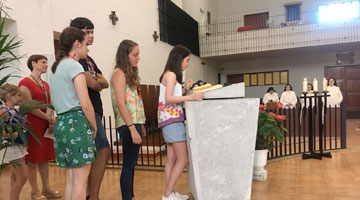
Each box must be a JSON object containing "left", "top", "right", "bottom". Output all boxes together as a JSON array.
[
  {"left": 280, "top": 91, "right": 297, "bottom": 108},
  {"left": 262, "top": 92, "right": 279, "bottom": 105},
  {"left": 326, "top": 86, "right": 343, "bottom": 107},
  {"left": 300, "top": 91, "right": 315, "bottom": 108}
]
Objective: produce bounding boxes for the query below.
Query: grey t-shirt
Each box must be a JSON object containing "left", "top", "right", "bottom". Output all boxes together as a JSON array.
[{"left": 50, "top": 58, "right": 84, "bottom": 114}]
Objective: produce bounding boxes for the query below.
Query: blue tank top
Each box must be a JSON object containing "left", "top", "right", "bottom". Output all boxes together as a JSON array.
[{"left": 0, "top": 105, "right": 28, "bottom": 144}]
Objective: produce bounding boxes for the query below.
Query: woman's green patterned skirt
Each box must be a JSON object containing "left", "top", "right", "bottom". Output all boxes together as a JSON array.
[{"left": 54, "top": 108, "right": 97, "bottom": 168}]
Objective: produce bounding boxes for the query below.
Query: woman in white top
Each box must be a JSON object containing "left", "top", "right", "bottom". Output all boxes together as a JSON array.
[
  {"left": 280, "top": 84, "right": 297, "bottom": 109},
  {"left": 262, "top": 87, "right": 279, "bottom": 105},
  {"left": 300, "top": 83, "right": 315, "bottom": 108},
  {"left": 158, "top": 45, "right": 202, "bottom": 200},
  {"left": 327, "top": 78, "right": 343, "bottom": 107}
]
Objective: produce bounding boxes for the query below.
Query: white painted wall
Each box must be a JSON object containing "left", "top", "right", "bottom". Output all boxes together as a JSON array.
[
  {"left": 3, "top": 0, "right": 219, "bottom": 118},
  {"left": 181, "top": 0, "right": 219, "bottom": 82},
  {"left": 220, "top": 50, "right": 360, "bottom": 98},
  {"left": 183, "top": 0, "right": 218, "bottom": 22}
]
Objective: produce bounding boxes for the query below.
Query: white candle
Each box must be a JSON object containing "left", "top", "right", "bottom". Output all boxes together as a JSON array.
[
  {"left": 323, "top": 78, "right": 328, "bottom": 92},
  {"left": 313, "top": 78, "right": 318, "bottom": 92},
  {"left": 303, "top": 78, "right": 307, "bottom": 93}
]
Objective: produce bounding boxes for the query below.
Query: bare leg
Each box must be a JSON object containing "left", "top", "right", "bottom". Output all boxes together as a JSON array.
[
  {"left": 88, "top": 147, "right": 111, "bottom": 200},
  {"left": 163, "top": 142, "right": 188, "bottom": 197},
  {"left": 9, "top": 159, "right": 27, "bottom": 200},
  {"left": 10, "top": 166, "right": 16, "bottom": 188},
  {"left": 26, "top": 163, "right": 40, "bottom": 194},
  {"left": 38, "top": 161, "right": 50, "bottom": 189},
  {"left": 71, "top": 164, "right": 91, "bottom": 200},
  {"left": 65, "top": 169, "right": 73, "bottom": 200},
  {"left": 165, "top": 144, "right": 176, "bottom": 186}
]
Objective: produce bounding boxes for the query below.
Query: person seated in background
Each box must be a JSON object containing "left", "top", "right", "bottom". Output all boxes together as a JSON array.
[
  {"left": 262, "top": 87, "right": 279, "bottom": 109},
  {"left": 300, "top": 83, "right": 314, "bottom": 108},
  {"left": 280, "top": 84, "right": 297, "bottom": 109}
]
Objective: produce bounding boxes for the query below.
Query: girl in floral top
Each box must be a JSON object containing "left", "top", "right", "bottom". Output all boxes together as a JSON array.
[
  {"left": 110, "top": 40, "right": 146, "bottom": 200},
  {"left": 158, "top": 45, "right": 202, "bottom": 200}
]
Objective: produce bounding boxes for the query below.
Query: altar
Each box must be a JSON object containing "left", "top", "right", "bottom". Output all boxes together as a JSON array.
[{"left": 184, "top": 83, "right": 259, "bottom": 200}]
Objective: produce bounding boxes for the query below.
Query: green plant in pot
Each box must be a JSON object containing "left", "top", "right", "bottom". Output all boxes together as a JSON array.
[
  {"left": 253, "top": 102, "right": 288, "bottom": 181},
  {"left": 256, "top": 103, "right": 287, "bottom": 151},
  {"left": 0, "top": 5, "right": 48, "bottom": 175}
]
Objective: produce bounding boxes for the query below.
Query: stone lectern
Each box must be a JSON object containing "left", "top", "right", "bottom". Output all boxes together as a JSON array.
[{"left": 184, "top": 83, "right": 259, "bottom": 200}]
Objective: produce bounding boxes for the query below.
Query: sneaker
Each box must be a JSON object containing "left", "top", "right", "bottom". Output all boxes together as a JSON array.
[
  {"left": 42, "top": 188, "right": 61, "bottom": 198},
  {"left": 173, "top": 190, "right": 189, "bottom": 200},
  {"left": 162, "top": 192, "right": 178, "bottom": 200}
]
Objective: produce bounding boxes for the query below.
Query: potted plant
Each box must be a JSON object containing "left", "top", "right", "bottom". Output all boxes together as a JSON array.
[
  {"left": 0, "top": 5, "right": 47, "bottom": 175},
  {"left": 253, "top": 102, "right": 287, "bottom": 181}
]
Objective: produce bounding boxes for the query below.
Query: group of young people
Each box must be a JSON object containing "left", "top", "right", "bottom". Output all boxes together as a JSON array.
[
  {"left": 1, "top": 16, "right": 202, "bottom": 200},
  {"left": 262, "top": 78, "right": 343, "bottom": 109}
]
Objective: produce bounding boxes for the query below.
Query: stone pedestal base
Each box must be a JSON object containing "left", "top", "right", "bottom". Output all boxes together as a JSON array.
[
  {"left": 185, "top": 98, "right": 259, "bottom": 200},
  {"left": 253, "top": 166, "right": 267, "bottom": 181}
]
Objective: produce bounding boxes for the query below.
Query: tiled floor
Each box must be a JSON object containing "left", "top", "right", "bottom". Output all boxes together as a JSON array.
[{"left": 1, "top": 119, "right": 360, "bottom": 199}]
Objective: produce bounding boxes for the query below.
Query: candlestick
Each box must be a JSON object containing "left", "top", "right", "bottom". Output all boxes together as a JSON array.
[
  {"left": 303, "top": 78, "right": 307, "bottom": 93},
  {"left": 313, "top": 78, "right": 318, "bottom": 92},
  {"left": 323, "top": 78, "right": 328, "bottom": 92}
]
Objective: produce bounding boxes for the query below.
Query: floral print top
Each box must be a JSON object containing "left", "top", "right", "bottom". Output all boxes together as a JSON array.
[
  {"left": 157, "top": 82, "right": 184, "bottom": 128},
  {"left": 110, "top": 84, "right": 146, "bottom": 128}
]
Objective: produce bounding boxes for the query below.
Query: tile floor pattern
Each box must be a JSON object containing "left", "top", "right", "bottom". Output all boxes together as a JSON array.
[{"left": 0, "top": 119, "right": 360, "bottom": 200}]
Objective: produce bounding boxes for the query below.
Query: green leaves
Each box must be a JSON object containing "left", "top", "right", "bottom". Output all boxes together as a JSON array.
[
  {"left": 256, "top": 111, "right": 287, "bottom": 151},
  {"left": 0, "top": 5, "right": 45, "bottom": 176},
  {"left": 18, "top": 100, "right": 50, "bottom": 116}
]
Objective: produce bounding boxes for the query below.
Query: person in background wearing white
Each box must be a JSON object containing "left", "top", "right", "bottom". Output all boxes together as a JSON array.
[
  {"left": 300, "top": 83, "right": 315, "bottom": 108},
  {"left": 280, "top": 84, "right": 297, "bottom": 109},
  {"left": 262, "top": 87, "right": 279, "bottom": 105},
  {"left": 327, "top": 78, "right": 343, "bottom": 107}
]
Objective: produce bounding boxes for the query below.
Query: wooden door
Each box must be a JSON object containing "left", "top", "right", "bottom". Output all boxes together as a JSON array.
[
  {"left": 227, "top": 74, "right": 244, "bottom": 84},
  {"left": 325, "top": 65, "right": 360, "bottom": 118},
  {"left": 244, "top": 12, "right": 269, "bottom": 29}
]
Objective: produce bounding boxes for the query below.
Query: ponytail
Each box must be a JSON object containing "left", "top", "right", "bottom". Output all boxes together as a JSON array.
[{"left": 51, "top": 27, "right": 85, "bottom": 73}]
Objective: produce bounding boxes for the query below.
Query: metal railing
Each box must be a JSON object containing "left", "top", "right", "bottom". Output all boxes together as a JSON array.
[
  {"left": 200, "top": 9, "right": 360, "bottom": 57},
  {"left": 103, "top": 85, "right": 346, "bottom": 167},
  {"left": 104, "top": 117, "right": 166, "bottom": 167},
  {"left": 103, "top": 104, "right": 346, "bottom": 167},
  {"left": 267, "top": 102, "right": 346, "bottom": 160}
]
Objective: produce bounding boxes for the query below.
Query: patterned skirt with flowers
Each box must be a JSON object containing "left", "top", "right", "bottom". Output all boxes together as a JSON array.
[{"left": 53, "top": 108, "right": 97, "bottom": 168}]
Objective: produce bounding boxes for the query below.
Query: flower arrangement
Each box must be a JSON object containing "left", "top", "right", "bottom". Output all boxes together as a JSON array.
[{"left": 256, "top": 102, "right": 288, "bottom": 151}]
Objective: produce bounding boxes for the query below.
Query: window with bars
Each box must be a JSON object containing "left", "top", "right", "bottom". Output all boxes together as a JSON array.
[{"left": 285, "top": 4, "right": 301, "bottom": 22}]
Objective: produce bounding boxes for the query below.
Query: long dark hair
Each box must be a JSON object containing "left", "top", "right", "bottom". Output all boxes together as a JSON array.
[
  {"left": 159, "top": 45, "right": 191, "bottom": 83},
  {"left": 51, "top": 27, "right": 85, "bottom": 73},
  {"left": 283, "top": 84, "right": 293, "bottom": 91},
  {"left": 115, "top": 40, "right": 140, "bottom": 89}
]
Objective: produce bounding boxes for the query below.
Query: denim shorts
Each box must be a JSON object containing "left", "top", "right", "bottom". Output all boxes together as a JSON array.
[
  {"left": 161, "top": 122, "right": 186, "bottom": 143},
  {"left": 94, "top": 113, "right": 110, "bottom": 150}
]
